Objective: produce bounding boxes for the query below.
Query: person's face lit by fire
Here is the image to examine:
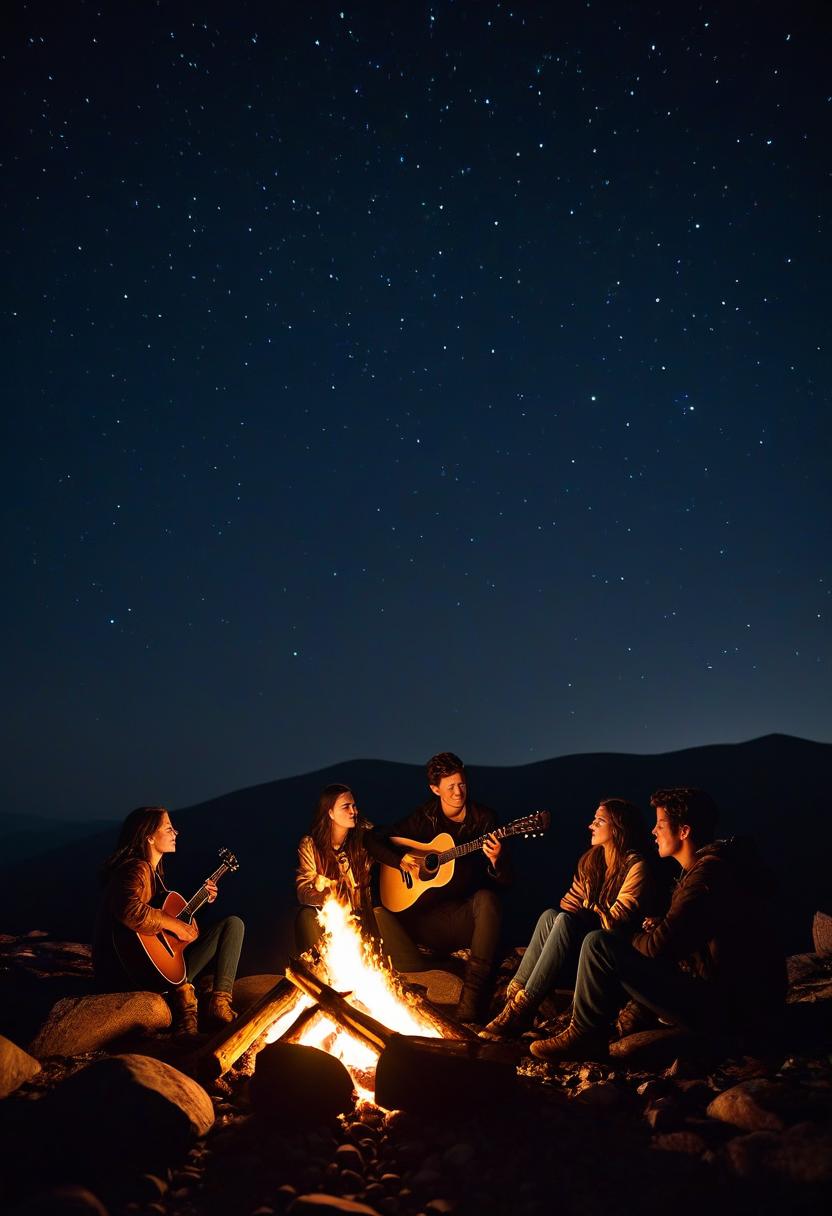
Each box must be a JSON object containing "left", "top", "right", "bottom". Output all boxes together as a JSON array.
[
  {"left": 652, "top": 806, "right": 688, "bottom": 860},
  {"left": 430, "top": 771, "right": 468, "bottom": 819},
  {"left": 147, "top": 810, "right": 178, "bottom": 858},
  {"left": 328, "top": 791, "right": 358, "bottom": 833},
  {"left": 588, "top": 806, "right": 611, "bottom": 848}
]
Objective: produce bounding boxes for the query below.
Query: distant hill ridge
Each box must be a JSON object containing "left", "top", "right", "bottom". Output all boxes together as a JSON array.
[{"left": 0, "top": 734, "right": 827, "bottom": 968}]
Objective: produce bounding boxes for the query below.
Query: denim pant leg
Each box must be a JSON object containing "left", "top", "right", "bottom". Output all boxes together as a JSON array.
[
  {"left": 186, "top": 915, "right": 244, "bottom": 992},
  {"left": 514, "top": 910, "right": 588, "bottom": 1003},
  {"left": 572, "top": 929, "right": 718, "bottom": 1033}
]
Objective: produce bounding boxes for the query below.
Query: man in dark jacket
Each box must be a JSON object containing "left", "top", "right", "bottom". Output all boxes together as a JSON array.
[
  {"left": 530, "top": 787, "right": 785, "bottom": 1060},
  {"left": 368, "top": 751, "right": 510, "bottom": 1021}
]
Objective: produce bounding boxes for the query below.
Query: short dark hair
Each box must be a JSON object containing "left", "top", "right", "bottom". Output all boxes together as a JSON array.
[
  {"left": 426, "top": 752, "right": 465, "bottom": 786},
  {"left": 650, "top": 787, "right": 718, "bottom": 842}
]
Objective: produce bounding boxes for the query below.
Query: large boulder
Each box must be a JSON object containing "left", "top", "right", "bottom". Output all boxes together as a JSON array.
[
  {"left": 0, "top": 1034, "right": 41, "bottom": 1097},
  {"left": 37, "top": 1053, "right": 214, "bottom": 1176},
  {"left": 706, "top": 1079, "right": 808, "bottom": 1132},
  {"left": 29, "top": 991, "right": 171, "bottom": 1057},
  {"left": 250, "top": 1042, "right": 354, "bottom": 1128},
  {"left": 231, "top": 973, "right": 283, "bottom": 1010},
  {"left": 812, "top": 910, "right": 832, "bottom": 956}
]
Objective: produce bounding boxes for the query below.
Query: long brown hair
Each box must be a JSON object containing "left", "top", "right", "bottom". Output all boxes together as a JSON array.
[
  {"left": 309, "top": 784, "right": 370, "bottom": 887},
  {"left": 100, "top": 805, "right": 168, "bottom": 885},
  {"left": 575, "top": 797, "right": 649, "bottom": 909}
]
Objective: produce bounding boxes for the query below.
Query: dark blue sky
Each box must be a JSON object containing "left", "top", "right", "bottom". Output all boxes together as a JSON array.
[{"left": 3, "top": 1, "right": 829, "bottom": 821}]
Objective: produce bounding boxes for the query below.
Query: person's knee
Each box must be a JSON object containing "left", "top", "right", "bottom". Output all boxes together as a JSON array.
[
  {"left": 472, "top": 887, "right": 501, "bottom": 919},
  {"left": 225, "top": 915, "right": 244, "bottom": 936},
  {"left": 580, "top": 928, "right": 613, "bottom": 960}
]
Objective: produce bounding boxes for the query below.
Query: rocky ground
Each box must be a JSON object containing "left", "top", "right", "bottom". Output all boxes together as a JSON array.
[{"left": 1, "top": 929, "right": 830, "bottom": 1216}]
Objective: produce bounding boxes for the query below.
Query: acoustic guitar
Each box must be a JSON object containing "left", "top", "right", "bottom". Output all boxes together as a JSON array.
[
  {"left": 114, "top": 847, "right": 239, "bottom": 989},
  {"left": 379, "top": 811, "right": 550, "bottom": 913}
]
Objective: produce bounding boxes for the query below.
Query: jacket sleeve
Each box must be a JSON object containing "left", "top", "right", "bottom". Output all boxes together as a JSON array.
[
  {"left": 109, "top": 860, "right": 164, "bottom": 935},
  {"left": 560, "top": 872, "right": 587, "bottom": 914},
  {"left": 598, "top": 859, "right": 651, "bottom": 933},
  {"left": 365, "top": 808, "right": 429, "bottom": 868},
  {"left": 296, "top": 836, "right": 326, "bottom": 907},
  {"left": 631, "top": 862, "right": 716, "bottom": 960}
]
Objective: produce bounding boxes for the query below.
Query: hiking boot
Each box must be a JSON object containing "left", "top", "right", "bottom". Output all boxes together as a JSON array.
[
  {"left": 614, "top": 999, "right": 656, "bottom": 1039},
  {"left": 456, "top": 956, "right": 491, "bottom": 1024},
  {"left": 479, "top": 986, "right": 537, "bottom": 1041},
  {"left": 170, "top": 981, "right": 199, "bottom": 1038},
  {"left": 529, "top": 1021, "right": 610, "bottom": 1062},
  {"left": 204, "top": 989, "right": 237, "bottom": 1027}
]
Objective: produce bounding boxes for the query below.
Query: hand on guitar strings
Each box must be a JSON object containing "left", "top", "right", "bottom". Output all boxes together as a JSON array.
[
  {"left": 482, "top": 833, "right": 502, "bottom": 865},
  {"left": 164, "top": 915, "right": 199, "bottom": 944}
]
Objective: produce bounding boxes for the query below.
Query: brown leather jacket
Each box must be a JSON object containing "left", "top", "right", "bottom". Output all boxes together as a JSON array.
[{"left": 92, "top": 858, "right": 165, "bottom": 988}]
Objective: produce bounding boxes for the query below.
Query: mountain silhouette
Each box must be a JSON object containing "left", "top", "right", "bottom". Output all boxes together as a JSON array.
[{"left": 0, "top": 734, "right": 825, "bottom": 972}]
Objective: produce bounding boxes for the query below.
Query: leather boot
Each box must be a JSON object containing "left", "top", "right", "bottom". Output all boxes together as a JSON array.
[
  {"left": 456, "top": 956, "right": 491, "bottom": 1024},
  {"left": 204, "top": 989, "right": 237, "bottom": 1027},
  {"left": 170, "top": 981, "right": 199, "bottom": 1038},
  {"left": 529, "top": 1020, "right": 609, "bottom": 1062},
  {"left": 479, "top": 986, "right": 537, "bottom": 1041}
]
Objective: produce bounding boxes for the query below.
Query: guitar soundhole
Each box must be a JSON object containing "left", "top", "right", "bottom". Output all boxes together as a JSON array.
[
  {"left": 423, "top": 852, "right": 439, "bottom": 876},
  {"left": 157, "top": 933, "right": 175, "bottom": 957}
]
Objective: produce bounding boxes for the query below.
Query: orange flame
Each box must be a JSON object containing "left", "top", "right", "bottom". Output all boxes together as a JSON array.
[{"left": 267, "top": 893, "right": 440, "bottom": 1099}]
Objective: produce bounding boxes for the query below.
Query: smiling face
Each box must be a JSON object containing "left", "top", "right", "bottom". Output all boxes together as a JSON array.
[
  {"left": 147, "top": 810, "right": 178, "bottom": 859},
  {"left": 431, "top": 771, "right": 467, "bottom": 819},
  {"left": 652, "top": 806, "right": 687, "bottom": 859},
  {"left": 328, "top": 791, "right": 358, "bottom": 832},
  {"left": 588, "top": 805, "right": 612, "bottom": 848}
]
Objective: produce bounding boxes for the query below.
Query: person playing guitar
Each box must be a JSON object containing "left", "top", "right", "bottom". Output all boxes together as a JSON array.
[
  {"left": 93, "top": 806, "right": 244, "bottom": 1037},
  {"left": 367, "top": 752, "right": 512, "bottom": 1023}
]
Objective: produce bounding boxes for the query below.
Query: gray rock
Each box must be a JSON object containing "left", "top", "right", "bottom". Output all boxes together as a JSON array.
[
  {"left": 38, "top": 1052, "right": 213, "bottom": 1174},
  {"left": 706, "top": 1079, "right": 807, "bottom": 1132},
  {"left": 10, "top": 1185, "right": 110, "bottom": 1214},
  {"left": 250, "top": 1043, "right": 354, "bottom": 1130},
  {"left": 723, "top": 1130, "right": 781, "bottom": 1177},
  {"left": 651, "top": 1131, "right": 709, "bottom": 1155},
  {"left": 28, "top": 991, "right": 171, "bottom": 1057},
  {"left": 774, "top": 1121, "right": 832, "bottom": 1183},
  {"left": 0, "top": 1033, "right": 41, "bottom": 1097},
  {"left": 288, "top": 1196, "right": 383, "bottom": 1214},
  {"left": 812, "top": 910, "right": 832, "bottom": 956}
]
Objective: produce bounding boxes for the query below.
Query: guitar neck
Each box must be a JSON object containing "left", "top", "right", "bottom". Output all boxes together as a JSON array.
[
  {"left": 438, "top": 822, "right": 522, "bottom": 864},
  {"left": 178, "top": 862, "right": 229, "bottom": 920}
]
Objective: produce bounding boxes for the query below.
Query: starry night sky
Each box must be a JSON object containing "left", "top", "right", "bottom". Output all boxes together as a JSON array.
[{"left": 3, "top": 1, "right": 830, "bottom": 822}]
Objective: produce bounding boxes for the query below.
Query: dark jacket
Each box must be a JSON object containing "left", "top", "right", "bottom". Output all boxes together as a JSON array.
[
  {"left": 92, "top": 858, "right": 166, "bottom": 990},
  {"left": 367, "top": 797, "right": 511, "bottom": 911},
  {"left": 631, "top": 837, "right": 786, "bottom": 1029}
]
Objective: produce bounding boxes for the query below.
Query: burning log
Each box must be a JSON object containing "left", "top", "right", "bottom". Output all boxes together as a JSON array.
[
  {"left": 396, "top": 977, "right": 477, "bottom": 1042},
  {"left": 285, "top": 956, "right": 393, "bottom": 1053},
  {"left": 277, "top": 1002, "right": 320, "bottom": 1044},
  {"left": 374, "top": 1033, "right": 520, "bottom": 1113},
  {"left": 190, "top": 976, "right": 302, "bottom": 1079}
]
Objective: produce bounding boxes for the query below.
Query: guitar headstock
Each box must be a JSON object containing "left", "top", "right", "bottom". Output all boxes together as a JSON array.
[
  {"left": 218, "top": 846, "right": 240, "bottom": 872},
  {"left": 516, "top": 810, "right": 550, "bottom": 837}
]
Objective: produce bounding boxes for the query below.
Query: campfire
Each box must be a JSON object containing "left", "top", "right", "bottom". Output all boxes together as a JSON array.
[
  {"left": 263, "top": 895, "right": 443, "bottom": 1099},
  {"left": 190, "top": 894, "right": 482, "bottom": 1106}
]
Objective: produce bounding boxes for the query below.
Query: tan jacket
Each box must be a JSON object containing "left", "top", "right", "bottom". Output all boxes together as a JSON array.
[
  {"left": 92, "top": 858, "right": 165, "bottom": 987},
  {"left": 296, "top": 835, "right": 361, "bottom": 910},
  {"left": 560, "top": 854, "right": 651, "bottom": 932}
]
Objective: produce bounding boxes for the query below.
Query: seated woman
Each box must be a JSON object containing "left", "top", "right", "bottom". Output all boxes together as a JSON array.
[
  {"left": 479, "top": 797, "right": 652, "bottom": 1040},
  {"left": 93, "top": 806, "right": 244, "bottom": 1036},
  {"left": 296, "top": 783, "right": 424, "bottom": 971}
]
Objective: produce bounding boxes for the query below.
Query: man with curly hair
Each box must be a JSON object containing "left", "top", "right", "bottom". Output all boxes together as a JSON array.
[{"left": 369, "top": 751, "right": 510, "bottom": 1022}]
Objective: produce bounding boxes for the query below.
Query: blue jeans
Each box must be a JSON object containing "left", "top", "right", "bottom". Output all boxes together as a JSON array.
[
  {"left": 186, "top": 915, "right": 245, "bottom": 993},
  {"left": 514, "top": 909, "right": 593, "bottom": 1003},
  {"left": 571, "top": 929, "right": 719, "bottom": 1033}
]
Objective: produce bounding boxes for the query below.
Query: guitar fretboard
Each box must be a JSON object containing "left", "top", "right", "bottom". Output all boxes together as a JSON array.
[
  {"left": 177, "top": 862, "right": 230, "bottom": 921},
  {"left": 435, "top": 820, "right": 529, "bottom": 865}
]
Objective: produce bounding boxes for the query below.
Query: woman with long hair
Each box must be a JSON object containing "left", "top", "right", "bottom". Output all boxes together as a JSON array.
[
  {"left": 479, "top": 797, "right": 652, "bottom": 1039},
  {"left": 93, "top": 806, "right": 244, "bottom": 1036},
  {"left": 296, "top": 783, "right": 424, "bottom": 970}
]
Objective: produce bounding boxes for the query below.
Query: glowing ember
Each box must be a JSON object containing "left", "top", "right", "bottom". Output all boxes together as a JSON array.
[{"left": 266, "top": 894, "right": 441, "bottom": 1099}]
